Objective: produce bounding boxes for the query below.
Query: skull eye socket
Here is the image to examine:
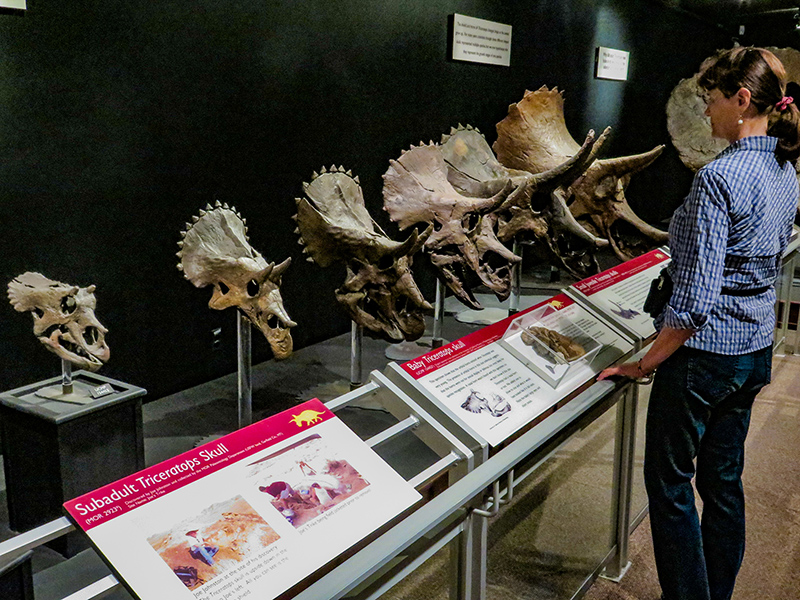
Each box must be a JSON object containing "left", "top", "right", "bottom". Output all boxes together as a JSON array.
[
  {"left": 462, "top": 213, "right": 480, "bottom": 232},
  {"left": 247, "top": 279, "right": 260, "bottom": 297},
  {"left": 377, "top": 255, "right": 394, "bottom": 270},
  {"left": 219, "top": 282, "right": 230, "bottom": 294},
  {"left": 61, "top": 296, "right": 77, "bottom": 314}
]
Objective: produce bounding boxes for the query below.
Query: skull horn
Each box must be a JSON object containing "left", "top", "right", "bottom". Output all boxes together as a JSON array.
[
  {"left": 595, "top": 145, "right": 665, "bottom": 178},
  {"left": 269, "top": 257, "right": 292, "bottom": 281}
]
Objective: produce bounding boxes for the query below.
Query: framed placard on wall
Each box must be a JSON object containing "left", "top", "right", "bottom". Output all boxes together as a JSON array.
[
  {"left": 452, "top": 14, "right": 512, "bottom": 67},
  {"left": 595, "top": 46, "right": 630, "bottom": 81}
]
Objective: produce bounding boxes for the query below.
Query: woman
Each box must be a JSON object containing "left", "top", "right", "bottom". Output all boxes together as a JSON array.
[{"left": 599, "top": 47, "right": 800, "bottom": 600}]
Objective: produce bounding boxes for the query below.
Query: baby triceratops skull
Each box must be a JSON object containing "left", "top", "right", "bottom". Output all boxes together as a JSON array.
[
  {"left": 177, "top": 202, "right": 296, "bottom": 359},
  {"left": 8, "top": 272, "right": 110, "bottom": 371},
  {"left": 294, "top": 166, "right": 432, "bottom": 343}
]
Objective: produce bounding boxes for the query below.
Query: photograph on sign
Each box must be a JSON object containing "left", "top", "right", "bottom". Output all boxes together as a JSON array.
[
  {"left": 452, "top": 13, "right": 512, "bottom": 67},
  {"left": 595, "top": 46, "right": 630, "bottom": 81}
]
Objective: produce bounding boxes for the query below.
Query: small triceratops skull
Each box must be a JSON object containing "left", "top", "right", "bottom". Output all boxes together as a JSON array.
[
  {"left": 8, "top": 272, "right": 110, "bottom": 371},
  {"left": 494, "top": 87, "right": 667, "bottom": 261},
  {"left": 294, "top": 166, "right": 432, "bottom": 343},
  {"left": 177, "top": 202, "right": 296, "bottom": 359},
  {"left": 383, "top": 142, "right": 522, "bottom": 310}
]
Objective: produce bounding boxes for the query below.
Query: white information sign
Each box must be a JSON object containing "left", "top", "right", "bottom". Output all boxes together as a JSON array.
[
  {"left": 0, "top": 0, "right": 25, "bottom": 8},
  {"left": 64, "top": 400, "right": 421, "bottom": 600},
  {"left": 452, "top": 13, "right": 511, "bottom": 67},
  {"left": 571, "top": 249, "right": 670, "bottom": 341},
  {"left": 595, "top": 46, "right": 630, "bottom": 81},
  {"left": 396, "top": 294, "right": 633, "bottom": 446}
]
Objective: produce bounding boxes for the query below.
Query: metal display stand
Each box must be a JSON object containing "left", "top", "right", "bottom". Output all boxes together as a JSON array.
[
  {"left": 351, "top": 321, "right": 363, "bottom": 389},
  {"left": 237, "top": 311, "right": 253, "bottom": 428},
  {"left": 431, "top": 279, "right": 447, "bottom": 349}
]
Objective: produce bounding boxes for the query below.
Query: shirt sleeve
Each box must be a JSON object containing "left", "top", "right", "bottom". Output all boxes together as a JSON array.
[{"left": 663, "top": 168, "right": 731, "bottom": 331}]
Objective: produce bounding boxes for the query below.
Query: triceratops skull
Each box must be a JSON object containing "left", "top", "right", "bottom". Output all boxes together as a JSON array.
[
  {"left": 383, "top": 142, "right": 522, "bottom": 310},
  {"left": 8, "top": 272, "right": 110, "bottom": 371},
  {"left": 177, "top": 202, "right": 295, "bottom": 359},
  {"left": 294, "top": 166, "right": 432, "bottom": 343},
  {"left": 439, "top": 124, "right": 610, "bottom": 278},
  {"left": 494, "top": 87, "right": 667, "bottom": 261}
]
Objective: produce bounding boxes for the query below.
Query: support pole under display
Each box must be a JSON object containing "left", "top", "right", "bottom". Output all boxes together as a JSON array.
[
  {"left": 61, "top": 359, "right": 73, "bottom": 395},
  {"left": 508, "top": 239, "right": 522, "bottom": 316},
  {"left": 432, "top": 279, "right": 446, "bottom": 349},
  {"left": 237, "top": 312, "right": 252, "bottom": 429},
  {"left": 350, "top": 321, "right": 363, "bottom": 389}
]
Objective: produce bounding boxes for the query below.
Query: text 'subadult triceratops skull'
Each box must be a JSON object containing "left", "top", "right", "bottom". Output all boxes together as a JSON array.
[
  {"left": 8, "top": 272, "right": 110, "bottom": 371},
  {"left": 294, "top": 166, "right": 432, "bottom": 343},
  {"left": 439, "top": 124, "right": 610, "bottom": 278},
  {"left": 383, "top": 142, "right": 521, "bottom": 310},
  {"left": 494, "top": 87, "right": 667, "bottom": 261},
  {"left": 177, "top": 202, "right": 295, "bottom": 359}
]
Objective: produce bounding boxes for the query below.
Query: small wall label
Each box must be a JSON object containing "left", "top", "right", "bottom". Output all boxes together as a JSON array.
[
  {"left": 452, "top": 14, "right": 512, "bottom": 67},
  {"left": 595, "top": 47, "right": 630, "bottom": 81}
]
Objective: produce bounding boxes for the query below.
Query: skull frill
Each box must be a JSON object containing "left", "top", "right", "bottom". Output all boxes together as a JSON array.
[
  {"left": 439, "top": 124, "right": 610, "bottom": 279},
  {"left": 294, "top": 166, "right": 432, "bottom": 343},
  {"left": 177, "top": 202, "right": 296, "bottom": 359},
  {"left": 493, "top": 87, "right": 668, "bottom": 261},
  {"left": 382, "top": 142, "right": 522, "bottom": 310},
  {"left": 8, "top": 272, "right": 110, "bottom": 371}
]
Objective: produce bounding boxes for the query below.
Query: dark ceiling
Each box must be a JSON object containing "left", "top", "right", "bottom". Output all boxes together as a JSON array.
[{"left": 664, "top": 0, "right": 800, "bottom": 25}]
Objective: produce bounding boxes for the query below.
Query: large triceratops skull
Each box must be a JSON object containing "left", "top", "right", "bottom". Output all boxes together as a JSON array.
[
  {"left": 439, "top": 124, "right": 610, "bottom": 278},
  {"left": 177, "top": 202, "right": 295, "bottom": 359},
  {"left": 8, "top": 272, "right": 110, "bottom": 371},
  {"left": 383, "top": 142, "right": 522, "bottom": 310},
  {"left": 494, "top": 87, "right": 667, "bottom": 261},
  {"left": 294, "top": 166, "right": 432, "bottom": 343}
]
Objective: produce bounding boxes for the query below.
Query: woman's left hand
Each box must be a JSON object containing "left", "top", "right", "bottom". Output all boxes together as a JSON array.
[{"left": 597, "top": 362, "right": 641, "bottom": 381}]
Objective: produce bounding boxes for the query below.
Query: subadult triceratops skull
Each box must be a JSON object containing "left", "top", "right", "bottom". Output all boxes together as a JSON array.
[
  {"left": 177, "top": 202, "right": 295, "bottom": 359},
  {"left": 383, "top": 142, "right": 522, "bottom": 310},
  {"left": 8, "top": 272, "right": 110, "bottom": 371},
  {"left": 439, "top": 124, "right": 610, "bottom": 278},
  {"left": 294, "top": 166, "right": 432, "bottom": 343},
  {"left": 494, "top": 87, "right": 667, "bottom": 261}
]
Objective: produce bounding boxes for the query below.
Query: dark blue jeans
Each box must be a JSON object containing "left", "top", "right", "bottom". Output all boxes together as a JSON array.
[{"left": 644, "top": 345, "right": 771, "bottom": 600}]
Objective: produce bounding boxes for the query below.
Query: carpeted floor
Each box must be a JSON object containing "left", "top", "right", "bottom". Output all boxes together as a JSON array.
[{"left": 582, "top": 353, "right": 800, "bottom": 600}]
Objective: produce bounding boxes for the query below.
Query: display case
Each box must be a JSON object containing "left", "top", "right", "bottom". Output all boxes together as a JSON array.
[{"left": 499, "top": 303, "right": 602, "bottom": 388}]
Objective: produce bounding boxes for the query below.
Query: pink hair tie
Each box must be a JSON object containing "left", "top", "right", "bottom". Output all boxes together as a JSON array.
[{"left": 776, "top": 96, "right": 794, "bottom": 111}]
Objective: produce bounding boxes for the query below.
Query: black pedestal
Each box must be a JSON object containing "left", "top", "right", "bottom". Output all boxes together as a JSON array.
[{"left": 0, "top": 371, "right": 146, "bottom": 556}]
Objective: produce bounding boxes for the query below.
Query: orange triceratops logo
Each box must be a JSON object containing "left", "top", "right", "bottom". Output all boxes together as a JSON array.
[{"left": 289, "top": 409, "right": 325, "bottom": 427}]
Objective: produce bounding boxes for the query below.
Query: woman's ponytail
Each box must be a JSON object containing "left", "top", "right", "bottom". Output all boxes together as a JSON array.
[{"left": 769, "top": 81, "right": 800, "bottom": 166}]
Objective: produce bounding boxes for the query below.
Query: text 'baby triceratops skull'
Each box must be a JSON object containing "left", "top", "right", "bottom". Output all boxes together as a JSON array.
[
  {"left": 294, "top": 166, "right": 432, "bottom": 343},
  {"left": 8, "top": 272, "right": 110, "bottom": 371},
  {"left": 177, "top": 202, "right": 296, "bottom": 359},
  {"left": 494, "top": 87, "right": 667, "bottom": 261}
]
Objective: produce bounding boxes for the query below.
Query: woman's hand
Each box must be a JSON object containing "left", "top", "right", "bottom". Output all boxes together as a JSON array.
[{"left": 597, "top": 362, "right": 641, "bottom": 381}]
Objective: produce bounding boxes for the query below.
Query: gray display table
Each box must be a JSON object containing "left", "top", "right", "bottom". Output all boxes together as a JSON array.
[{"left": 0, "top": 371, "right": 145, "bottom": 557}]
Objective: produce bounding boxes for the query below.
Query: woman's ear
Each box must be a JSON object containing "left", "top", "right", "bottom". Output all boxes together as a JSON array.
[{"left": 736, "top": 87, "right": 752, "bottom": 111}]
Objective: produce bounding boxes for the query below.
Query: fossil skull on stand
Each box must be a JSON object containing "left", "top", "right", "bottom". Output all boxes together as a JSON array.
[
  {"left": 494, "top": 87, "right": 667, "bottom": 261},
  {"left": 8, "top": 272, "right": 110, "bottom": 371},
  {"left": 383, "top": 142, "right": 522, "bottom": 310},
  {"left": 439, "top": 124, "right": 610, "bottom": 278},
  {"left": 294, "top": 166, "right": 432, "bottom": 343},
  {"left": 177, "top": 202, "right": 295, "bottom": 359}
]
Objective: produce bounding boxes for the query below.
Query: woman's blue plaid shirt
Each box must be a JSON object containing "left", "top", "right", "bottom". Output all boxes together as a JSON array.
[{"left": 657, "top": 136, "right": 798, "bottom": 354}]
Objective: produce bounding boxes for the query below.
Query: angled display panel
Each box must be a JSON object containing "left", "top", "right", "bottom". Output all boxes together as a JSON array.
[
  {"left": 386, "top": 294, "right": 634, "bottom": 447},
  {"left": 63, "top": 399, "right": 421, "bottom": 600},
  {"left": 569, "top": 249, "right": 671, "bottom": 343}
]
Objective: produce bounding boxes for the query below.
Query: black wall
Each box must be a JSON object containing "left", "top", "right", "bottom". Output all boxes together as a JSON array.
[{"left": 0, "top": 1, "right": 729, "bottom": 400}]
